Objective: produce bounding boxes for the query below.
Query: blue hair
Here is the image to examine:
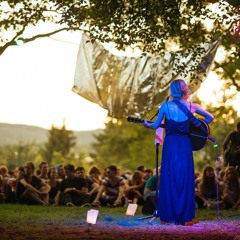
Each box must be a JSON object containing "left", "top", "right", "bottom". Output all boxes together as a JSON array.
[{"left": 170, "top": 79, "right": 190, "bottom": 99}]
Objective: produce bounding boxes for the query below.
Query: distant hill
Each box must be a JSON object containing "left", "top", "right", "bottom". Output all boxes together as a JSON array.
[{"left": 0, "top": 123, "right": 103, "bottom": 147}]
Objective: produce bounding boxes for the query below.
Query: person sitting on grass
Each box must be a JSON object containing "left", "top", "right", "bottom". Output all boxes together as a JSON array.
[
  {"left": 222, "top": 166, "right": 240, "bottom": 209},
  {"left": 141, "top": 167, "right": 160, "bottom": 215},
  {"left": 37, "top": 161, "right": 49, "bottom": 181},
  {"left": 55, "top": 164, "right": 65, "bottom": 180},
  {"left": 0, "top": 165, "right": 11, "bottom": 203},
  {"left": 88, "top": 165, "right": 102, "bottom": 185},
  {"left": 16, "top": 161, "right": 50, "bottom": 205},
  {"left": 54, "top": 164, "right": 90, "bottom": 206},
  {"left": 75, "top": 166, "right": 100, "bottom": 203},
  {"left": 92, "top": 165, "right": 125, "bottom": 207},
  {"left": 124, "top": 170, "right": 145, "bottom": 206},
  {"left": 197, "top": 165, "right": 223, "bottom": 209},
  {"left": 46, "top": 167, "right": 61, "bottom": 205},
  {"left": 3, "top": 166, "right": 24, "bottom": 204},
  {"left": 144, "top": 169, "right": 154, "bottom": 181}
]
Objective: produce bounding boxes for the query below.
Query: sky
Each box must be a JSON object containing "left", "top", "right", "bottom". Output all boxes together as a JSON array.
[
  {"left": 0, "top": 25, "right": 237, "bottom": 131},
  {"left": 0, "top": 30, "right": 108, "bottom": 131}
]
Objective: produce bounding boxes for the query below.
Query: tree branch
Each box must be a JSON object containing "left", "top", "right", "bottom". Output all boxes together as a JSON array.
[
  {"left": 0, "top": 26, "right": 84, "bottom": 56},
  {"left": 215, "top": 61, "right": 240, "bottom": 91}
]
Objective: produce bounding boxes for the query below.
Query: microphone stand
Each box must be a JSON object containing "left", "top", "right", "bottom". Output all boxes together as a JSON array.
[
  {"left": 138, "top": 142, "right": 160, "bottom": 222},
  {"left": 139, "top": 109, "right": 161, "bottom": 222}
]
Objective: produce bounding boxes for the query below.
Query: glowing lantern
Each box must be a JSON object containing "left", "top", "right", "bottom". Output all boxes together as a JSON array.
[
  {"left": 86, "top": 209, "right": 99, "bottom": 224},
  {"left": 126, "top": 203, "right": 138, "bottom": 216},
  {"left": 227, "top": 0, "right": 240, "bottom": 7}
]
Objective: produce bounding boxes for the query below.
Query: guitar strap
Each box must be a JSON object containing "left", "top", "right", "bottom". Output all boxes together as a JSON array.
[{"left": 172, "top": 99, "right": 208, "bottom": 135}]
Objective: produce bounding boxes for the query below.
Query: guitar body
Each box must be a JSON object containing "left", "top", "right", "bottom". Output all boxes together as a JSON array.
[
  {"left": 127, "top": 116, "right": 212, "bottom": 151},
  {"left": 189, "top": 119, "right": 210, "bottom": 151}
]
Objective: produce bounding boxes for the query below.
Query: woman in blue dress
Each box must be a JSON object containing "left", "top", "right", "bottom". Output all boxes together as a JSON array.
[{"left": 143, "top": 79, "right": 214, "bottom": 225}]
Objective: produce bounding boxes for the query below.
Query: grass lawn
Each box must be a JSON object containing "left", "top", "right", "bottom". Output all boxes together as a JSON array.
[{"left": 0, "top": 204, "right": 240, "bottom": 239}]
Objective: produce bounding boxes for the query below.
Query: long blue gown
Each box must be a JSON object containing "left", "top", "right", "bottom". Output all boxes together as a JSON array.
[{"left": 158, "top": 116, "right": 195, "bottom": 224}]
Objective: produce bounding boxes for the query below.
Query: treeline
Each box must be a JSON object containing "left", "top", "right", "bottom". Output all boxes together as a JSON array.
[{"left": 0, "top": 100, "right": 239, "bottom": 173}]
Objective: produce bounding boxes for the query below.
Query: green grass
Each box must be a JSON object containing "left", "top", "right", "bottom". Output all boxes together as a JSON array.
[
  {"left": 0, "top": 204, "right": 239, "bottom": 225},
  {"left": 0, "top": 204, "right": 139, "bottom": 225},
  {"left": 0, "top": 204, "right": 240, "bottom": 240}
]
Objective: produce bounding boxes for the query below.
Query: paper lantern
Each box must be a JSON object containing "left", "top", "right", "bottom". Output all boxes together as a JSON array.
[
  {"left": 126, "top": 203, "right": 138, "bottom": 216},
  {"left": 86, "top": 209, "right": 99, "bottom": 224}
]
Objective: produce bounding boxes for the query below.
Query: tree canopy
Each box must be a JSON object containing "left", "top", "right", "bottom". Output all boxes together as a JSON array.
[
  {"left": 90, "top": 100, "right": 240, "bottom": 171},
  {"left": 1, "top": 1, "right": 239, "bottom": 87},
  {"left": 41, "top": 124, "right": 76, "bottom": 166}
]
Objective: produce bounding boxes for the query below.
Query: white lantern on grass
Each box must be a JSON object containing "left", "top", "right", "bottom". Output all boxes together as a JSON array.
[
  {"left": 126, "top": 203, "right": 138, "bottom": 216},
  {"left": 86, "top": 209, "right": 99, "bottom": 224}
]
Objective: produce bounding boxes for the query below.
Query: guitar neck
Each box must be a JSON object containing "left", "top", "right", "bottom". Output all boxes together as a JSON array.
[
  {"left": 127, "top": 116, "right": 165, "bottom": 128},
  {"left": 127, "top": 116, "right": 216, "bottom": 151}
]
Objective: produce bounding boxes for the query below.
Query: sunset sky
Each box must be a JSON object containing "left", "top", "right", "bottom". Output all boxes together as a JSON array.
[{"left": 0, "top": 30, "right": 109, "bottom": 131}]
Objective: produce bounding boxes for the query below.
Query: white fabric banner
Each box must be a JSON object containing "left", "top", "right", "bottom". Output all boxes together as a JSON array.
[{"left": 73, "top": 33, "right": 220, "bottom": 118}]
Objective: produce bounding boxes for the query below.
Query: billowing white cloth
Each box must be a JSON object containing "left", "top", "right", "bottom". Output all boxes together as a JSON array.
[{"left": 73, "top": 33, "right": 219, "bottom": 118}]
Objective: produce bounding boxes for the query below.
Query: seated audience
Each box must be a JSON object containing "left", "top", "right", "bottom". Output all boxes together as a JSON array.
[
  {"left": 137, "top": 165, "right": 146, "bottom": 174},
  {"left": 47, "top": 167, "right": 61, "bottom": 205},
  {"left": 88, "top": 165, "right": 102, "bottom": 185},
  {"left": 144, "top": 169, "right": 153, "bottom": 181},
  {"left": 0, "top": 165, "right": 11, "bottom": 180},
  {"left": 92, "top": 165, "right": 125, "bottom": 207},
  {"left": 75, "top": 166, "right": 100, "bottom": 203},
  {"left": 3, "top": 166, "right": 24, "bottom": 203},
  {"left": 218, "top": 168, "right": 226, "bottom": 184},
  {"left": 141, "top": 167, "right": 160, "bottom": 215},
  {"left": 16, "top": 161, "right": 50, "bottom": 205},
  {"left": 121, "top": 169, "right": 132, "bottom": 180},
  {"left": 125, "top": 170, "right": 145, "bottom": 206},
  {"left": 196, "top": 165, "right": 223, "bottom": 209},
  {"left": 38, "top": 161, "right": 49, "bottom": 181},
  {"left": 0, "top": 165, "right": 11, "bottom": 203},
  {"left": 55, "top": 164, "right": 65, "bottom": 180},
  {"left": 222, "top": 166, "right": 240, "bottom": 209},
  {"left": 0, "top": 177, "right": 5, "bottom": 203},
  {"left": 4, "top": 162, "right": 240, "bottom": 212},
  {"left": 195, "top": 170, "right": 202, "bottom": 190},
  {"left": 54, "top": 164, "right": 90, "bottom": 206}
]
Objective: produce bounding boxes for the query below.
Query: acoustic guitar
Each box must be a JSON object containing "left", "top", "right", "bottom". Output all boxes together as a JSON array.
[{"left": 127, "top": 116, "right": 216, "bottom": 151}]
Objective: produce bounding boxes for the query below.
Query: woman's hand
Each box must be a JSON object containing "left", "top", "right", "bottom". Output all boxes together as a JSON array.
[{"left": 143, "top": 120, "right": 149, "bottom": 128}]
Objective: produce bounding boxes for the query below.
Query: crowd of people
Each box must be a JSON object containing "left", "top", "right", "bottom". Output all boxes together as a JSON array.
[{"left": 0, "top": 161, "right": 240, "bottom": 212}]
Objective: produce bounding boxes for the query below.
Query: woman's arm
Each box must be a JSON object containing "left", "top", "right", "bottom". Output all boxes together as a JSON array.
[
  {"left": 192, "top": 103, "right": 214, "bottom": 124},
  {"left": 143, "top": 103, "right": 166, "bottom": 129}
]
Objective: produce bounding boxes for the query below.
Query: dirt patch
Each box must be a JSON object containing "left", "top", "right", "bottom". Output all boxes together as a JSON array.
[{"left": 1, "top": 216, "right": 240, "bottom": 240}]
